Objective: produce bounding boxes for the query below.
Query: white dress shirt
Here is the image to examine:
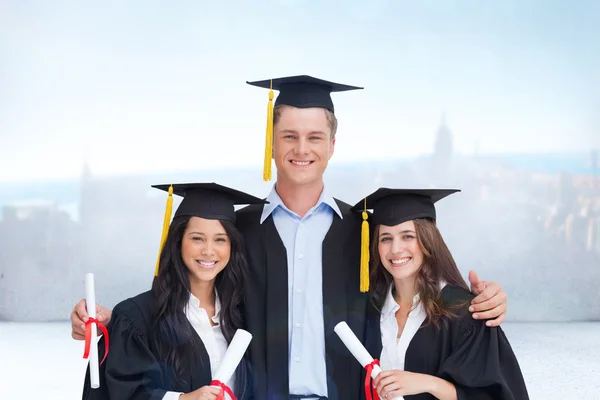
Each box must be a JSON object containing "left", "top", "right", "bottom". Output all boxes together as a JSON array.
[
  {"left": 260, "top": 183, "right": 343, "bottom": 397},
  {"left": 379, "top": 282, "right": 447, "bottom": 400},
  {"left": 163, "top": 292, "right": 234, "bottom": 400}
]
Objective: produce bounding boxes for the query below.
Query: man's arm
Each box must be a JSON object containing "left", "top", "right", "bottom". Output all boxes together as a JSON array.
[
  {"left": 71, "top": 299, "right": 112, "bottom": 340},
  {"left": 467, "top": 270, "right": 508, "bottom": 327}
]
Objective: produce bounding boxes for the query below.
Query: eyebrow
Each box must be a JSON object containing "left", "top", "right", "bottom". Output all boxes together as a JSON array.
[
  {"left": 188, "top": 232, "right": 227, "bottom": 236},
  {"left": 279, "top": 129, "right": 327, "bottom": 136},
  {"left": 379, "top": 229, "right": 416, "bottom": 237}
]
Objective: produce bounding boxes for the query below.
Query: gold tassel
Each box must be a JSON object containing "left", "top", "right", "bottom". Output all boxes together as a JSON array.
[
  {"left": 360, "top": 198, "right": 370, "bottom": 292},
  {"left": 263, "top": 80, "right": 274, "bottom": 181},
  {"left": 154, "top": 184, "right": 174, "bottom": 276}
]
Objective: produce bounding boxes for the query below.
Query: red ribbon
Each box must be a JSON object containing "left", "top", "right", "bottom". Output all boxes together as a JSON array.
[
  {"left": 210, "top": 380, "right": 236, "bottom": 400},
  {"left": 364, "top": 359, "right": 380, "bottom": 400},
  {"left": 83, "top": 317, "right": 109, "bottom": 365}
]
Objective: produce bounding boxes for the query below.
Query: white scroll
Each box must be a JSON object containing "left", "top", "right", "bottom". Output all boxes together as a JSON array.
[
  {"left": 211, "top": 329, "right": 252, "bottom": 394},
  {"left": 334, "top": 321, "right": 382, "bottom": 379},
  {"left": 85, "top": 272, "right": 100, "bottom": 389}
]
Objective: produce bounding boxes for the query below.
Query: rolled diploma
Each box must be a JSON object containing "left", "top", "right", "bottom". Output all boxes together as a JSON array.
[
  {"left": 85, "top": 273, "right": 100, "bottom": 389},
  {"left": 334, "top": 321, "right": 382, "bottom": 379},
  {"left": 211, "top": 329, "right": 252, "bottom": 392}
]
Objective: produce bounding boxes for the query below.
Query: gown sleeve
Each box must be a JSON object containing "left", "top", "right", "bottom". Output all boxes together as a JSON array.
[
  {"left": 102, "top": 305, "right": 171, "bottom": 400},
  {"left": 438, "top": 315, "right": 530, "bottom": 400}
]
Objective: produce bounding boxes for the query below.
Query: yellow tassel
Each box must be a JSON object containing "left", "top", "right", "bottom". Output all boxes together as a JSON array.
[
  {"left": 263, "top": 81, "right": 274, "bottom": 181},
  {"left": 154, "top": 185, "right": 174, "bottom": 276},
  {"left": 360, "top": 198, "right": 370, "bottom": 292}
]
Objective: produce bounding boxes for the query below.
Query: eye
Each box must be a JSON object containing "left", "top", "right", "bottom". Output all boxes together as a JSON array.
[
  {"left": 380, "top": 237, "right": 391, "bottom": 242},
  {"left": 215, "top": 237, "right": 227, "bottom": 242},
  {"left": 402, "top": 235, "right": 415, "bottom": 240},
  {"left": 309, "top": 136, "right": 322, "bottom": 140},
  {"left": 192, "top": 236, "right": 203, "bottom": 241}
]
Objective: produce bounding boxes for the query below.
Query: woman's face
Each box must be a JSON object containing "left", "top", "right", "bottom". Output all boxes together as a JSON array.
[
  {"left": 377, "top": 220, "right": 424, "bottom": 282},
  {"left": 181, "top": 217, "right": 230, "bottom": 285}
]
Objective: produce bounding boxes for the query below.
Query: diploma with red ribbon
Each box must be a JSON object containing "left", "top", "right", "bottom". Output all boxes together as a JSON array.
[
  {"left": 209, "top": 329, "right": 253, "bottom": 400},
  {"left": 82, "top": 273, "right": 109, "bottom": 389},
  {"left": 334, "top": 321, "right": 382, "bottom": 400}
]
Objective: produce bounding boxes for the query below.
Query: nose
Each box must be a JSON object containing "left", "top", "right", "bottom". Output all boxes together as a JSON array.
[
  {"left": 201, "top": 242, "right": 215, "bottom": 256},
  {"left": 294, "top": 136, "right": 309, "bottom": 154},
  {"left": 390, "top": 237, "right": 405, "bottom": 254}
]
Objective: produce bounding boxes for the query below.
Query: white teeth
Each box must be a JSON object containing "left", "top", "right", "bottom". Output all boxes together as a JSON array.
[
  {"left": 391, "top": 257, "right": 410, "bottom": 265},
  {"left": 198, "top": 261, "right": 217, "bottom": 267},
  {"left": 292, "top": 161, "right": 311, "bottom": 166}
]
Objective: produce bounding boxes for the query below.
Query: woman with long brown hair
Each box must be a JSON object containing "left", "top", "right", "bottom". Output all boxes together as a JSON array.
[{"left": 356, "top": 188, "right": 529, "bottom": 400}]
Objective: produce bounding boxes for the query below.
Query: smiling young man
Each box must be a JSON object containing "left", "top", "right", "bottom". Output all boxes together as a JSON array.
[{"left": 70, "top": 75, "right": 509, "bottom": 400}]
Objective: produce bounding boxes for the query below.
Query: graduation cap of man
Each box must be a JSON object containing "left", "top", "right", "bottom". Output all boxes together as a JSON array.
[
  {"left": 151, "top": 182, "right": 267, "bottom": 275},
  {"left": 352, "top": 188, "right": 461, "bottom": 292},
  {"left": 246, "top": 75, "right": 363, "bottom": 181}
]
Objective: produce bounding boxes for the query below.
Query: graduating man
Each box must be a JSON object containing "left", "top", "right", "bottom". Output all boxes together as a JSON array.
[{"left": 71, "top": 75, "right": 508, "bottom": 400}]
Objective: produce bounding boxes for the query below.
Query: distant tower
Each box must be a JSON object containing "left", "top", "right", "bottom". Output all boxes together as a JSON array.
[{"left": 433, "top": 112, "right": 453, "bottom": 165}]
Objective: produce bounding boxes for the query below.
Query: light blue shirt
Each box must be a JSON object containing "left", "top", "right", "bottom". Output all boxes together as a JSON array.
[{"left": 260, "top": 184, "right": 343, "bottom": 397}]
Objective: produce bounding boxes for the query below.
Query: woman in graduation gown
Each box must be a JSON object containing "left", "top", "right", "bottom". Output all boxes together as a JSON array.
[
  {"left": 81, "top": 183, "right": 266, "bottom": 400},
  {"left": 356, "top": 188, "right": 529, "bottom": 400}
]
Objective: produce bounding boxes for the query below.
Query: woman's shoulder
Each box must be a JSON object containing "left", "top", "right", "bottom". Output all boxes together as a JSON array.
[
  {"left": 112, "top": 290, "right": 155, "bottom": 333},
  {"left": 439, "top": 284, "right": 475, "bottom": 317}
]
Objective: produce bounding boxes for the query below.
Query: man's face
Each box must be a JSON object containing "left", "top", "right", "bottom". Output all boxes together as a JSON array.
[{"left": 272, "top": 105, "right": 335, "bottom": 187}]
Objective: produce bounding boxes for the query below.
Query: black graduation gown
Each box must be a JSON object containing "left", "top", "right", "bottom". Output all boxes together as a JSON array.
[
  {"left": 364, "top": 285, "right": 530, "bottom": 400},
  {"left": 81, "top": 290, "right": 214, "bottom": 400},
  {"left": 236, "top": 199, "right": 370, "bottom": 400}
]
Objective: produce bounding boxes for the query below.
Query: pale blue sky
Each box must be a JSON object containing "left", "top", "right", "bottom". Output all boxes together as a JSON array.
[{"left": 1, "top": 0, "right": 598, "bottom": 181}]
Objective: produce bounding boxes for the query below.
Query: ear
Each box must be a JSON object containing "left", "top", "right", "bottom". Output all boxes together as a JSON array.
[{"left": 329, "top": 137, "right": 336, "bottom": 160}]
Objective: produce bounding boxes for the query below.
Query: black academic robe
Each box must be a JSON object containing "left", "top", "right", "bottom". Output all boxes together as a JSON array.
[
  {"left": 236, "top": 199, "right": 370, "bottom": 400},
  {"left": 364, "top": 285, "right": 530, "bottom": 400},
  {"left": 81, "top": 290, "right": 215, "bottom": 400}
]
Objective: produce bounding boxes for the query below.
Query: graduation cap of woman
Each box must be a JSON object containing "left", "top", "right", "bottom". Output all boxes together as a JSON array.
[
  {"left": 352, "top": 188, "right": 461, "bottom": 292},
  {"left": 151, "top": 182, "right": 267, "bottom": 276},
  {"left": 246, "top": 75, "right": 363, "bottom": 181}
]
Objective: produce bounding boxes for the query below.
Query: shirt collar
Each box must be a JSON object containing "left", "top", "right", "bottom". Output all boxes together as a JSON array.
[
  {"left": 380, "top": 280, "right": 449, "bottom": 321},
  {"left": 259, "top": 182, "right": 342, "bottom": 224},
  {"left": 188, "top": 290, "right": 221, "bottom": 323}
]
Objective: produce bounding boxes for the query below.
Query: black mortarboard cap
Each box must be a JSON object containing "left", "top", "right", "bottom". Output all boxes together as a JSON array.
[
  {"left": 246, "top": 75, "right": 363, "bottom": 181},
  {"left": 246, "top": 75, "right": 363, "bottom": 113},
  {"left": 354, "top": 188, "right": 461, "bottom": 226},
  {"left": 151, "top": 182, "right": 267, "bottom": 276},
  {"left": 152, "top": 182, "right": 266, "bottom": 223},
  {"left": 352, "top": 188, "right": 460, "bottom": 293}
]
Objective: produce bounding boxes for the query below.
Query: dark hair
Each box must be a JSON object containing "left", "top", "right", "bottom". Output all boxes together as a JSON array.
[
  {"left": 370, "top": 218, "right": 469, "bottom": 327},
  {"left": 150, "top": 215, "right": 249, "bottom": 397}
]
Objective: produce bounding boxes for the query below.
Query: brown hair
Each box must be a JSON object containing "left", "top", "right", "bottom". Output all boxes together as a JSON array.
[
  {"left": 273, "top": 104, "right": 338, "bottom": 140},
  {"left": 370, "top": 218, "right": 469, "bottom": 327}
]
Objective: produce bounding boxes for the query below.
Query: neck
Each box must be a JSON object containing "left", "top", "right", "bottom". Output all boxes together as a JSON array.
[
  {"left": 189, "top": 278, "right": 216, "bottom": 308},
  {"left": 393, "top": 277, "right": 419, "bottom": 307},
  {"left": 275, "top": 177, "right": 324, "bottom": 217}
]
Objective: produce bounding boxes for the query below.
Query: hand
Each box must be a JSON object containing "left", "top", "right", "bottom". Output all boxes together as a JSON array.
[
  {"left": 71, "top": 299, "right": 113, "bottom": 340},
  {"left": 468, "top": 270, "right": 507, "bottom": 327},
  {"left": 373, "top": 370, "right": 431, "bottom": 398},
  {"left": 180, "top": 386, "right": 221, "bottom": 400}
]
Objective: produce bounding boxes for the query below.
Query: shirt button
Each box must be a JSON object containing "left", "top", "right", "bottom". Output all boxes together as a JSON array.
[
  {"left": 298, "top": 254, "right": 303, "bottom": 259},
  {"left": 299, "top": 222, "right": 304, "bottom": 227},
  {"left": 295, "top": 322, "right": 301, "bottom": 328},
  {"left": 294, "top": 357, "right": 300, "bottom": 362},
  {"left": 296, "top": 288, "right": 302, "bottom": 294}
]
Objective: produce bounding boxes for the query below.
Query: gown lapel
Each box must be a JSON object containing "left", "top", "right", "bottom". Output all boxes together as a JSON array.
[{"left": 262, "top": 215, "right": 290, "bottom": 398}]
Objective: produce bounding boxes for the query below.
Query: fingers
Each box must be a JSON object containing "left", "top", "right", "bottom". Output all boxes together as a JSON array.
[
  {"left": 373, "top": 370, "right": 393, "bottom": 387},
  {"left": 468, "top": 270, "right": 485, "bottom": 292},
  {"left": 375, "top": 375, "right": 398, "bottom": 396},
  {"left": 483, "top": 309, "right": 506, "bottom": 327},
  {"left": 71, "top": 299, "right": 88, "bottom": 340},
  {"left": 471, "top": 281, "right": 502, "bottom": 305}
]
